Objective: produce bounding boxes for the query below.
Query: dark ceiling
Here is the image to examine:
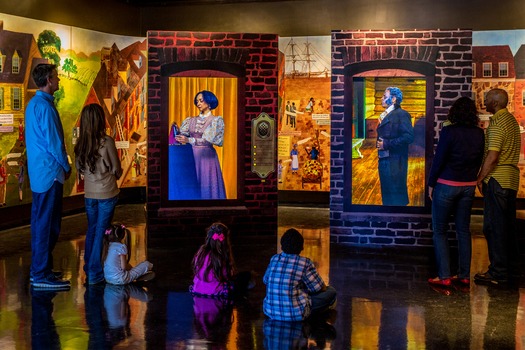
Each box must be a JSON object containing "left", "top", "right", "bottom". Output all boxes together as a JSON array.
[{"left": 125, "top": 0, "right": 296, "bottom": 6}]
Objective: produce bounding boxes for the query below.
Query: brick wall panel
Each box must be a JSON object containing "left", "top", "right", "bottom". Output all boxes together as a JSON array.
[
  {"left": 331, "top": 29, "right": 472, "bottom": 251},
  {"left": 147, "top": 31, "right": 278, "bottom": 242}
]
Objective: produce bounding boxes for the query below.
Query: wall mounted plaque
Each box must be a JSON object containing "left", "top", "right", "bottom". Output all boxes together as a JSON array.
[{"left": 251, "top": 112, "right": 275, "bottom": 178}]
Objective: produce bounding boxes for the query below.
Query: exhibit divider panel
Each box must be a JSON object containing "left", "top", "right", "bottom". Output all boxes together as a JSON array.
[
  {"left": 147, "top": 31, "right": 278, "bottom": 242},
  {"left": 330, "top": 29, "right": 473, "bottom": 251}
]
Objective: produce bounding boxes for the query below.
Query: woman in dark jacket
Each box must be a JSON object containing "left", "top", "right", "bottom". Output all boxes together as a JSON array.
[{"left": 427, "top": 97, "right": 485, "bottom": 287}]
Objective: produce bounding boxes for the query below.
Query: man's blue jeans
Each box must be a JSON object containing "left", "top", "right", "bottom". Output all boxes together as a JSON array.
[
  {"left": 431, "top": 183, "right": 475, "bottom": 279},
  {"left": 483, "top": 178, "right": 518, "bottom": 280},
  {"left": 31, "top": 181, "right": 63, "bottom": 282},
  {"left": 84, "top": 195, "right": 119, "bottom": 283}
]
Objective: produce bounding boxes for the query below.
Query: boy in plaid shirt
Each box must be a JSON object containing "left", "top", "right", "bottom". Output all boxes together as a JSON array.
[{"left": 263, "top": 228, "right": 337, "bottom": 321}]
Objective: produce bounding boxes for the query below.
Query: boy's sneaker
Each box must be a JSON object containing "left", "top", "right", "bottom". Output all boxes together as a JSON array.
[
  {"left": 31, "top": 276, "right": 71, "bottom": 289},
  {"left": 29, "top": 270, "right": 63, "bottom": 283}
]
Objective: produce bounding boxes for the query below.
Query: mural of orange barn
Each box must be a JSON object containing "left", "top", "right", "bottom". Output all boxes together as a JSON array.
[{"left": 77, "top": 41, "right": 148, "bottom": 192}]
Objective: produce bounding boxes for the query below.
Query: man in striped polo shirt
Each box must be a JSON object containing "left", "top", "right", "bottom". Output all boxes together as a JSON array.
[{"left": 475, "top": 88, "right": 521, "bottom": 286}]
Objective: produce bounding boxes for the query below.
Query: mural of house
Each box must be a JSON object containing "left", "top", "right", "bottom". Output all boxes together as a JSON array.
[
  {"left": 472, "top": 45, "right": 515, "bottom": 125},
  {"left": 0, "top": 20, "right": 49, "bottom": 178},
  {"left": 513, "top": 44, "right": 525, "bottom": 129},
  {"left": 0, "top": 20, "right": 46, "bottom": 133}
]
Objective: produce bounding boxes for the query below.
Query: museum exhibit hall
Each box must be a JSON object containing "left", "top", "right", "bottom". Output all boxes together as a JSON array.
[{"left": 1, "top": 0, "right": 525, "bottom": 349}]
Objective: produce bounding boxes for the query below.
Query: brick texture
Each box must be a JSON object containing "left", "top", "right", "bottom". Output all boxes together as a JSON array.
[
  {"left": 147, "top": 31, "right": 278, "bottom": 244},
  {"left": 330, "top": 29, "right": 473, "bottom": 250}
]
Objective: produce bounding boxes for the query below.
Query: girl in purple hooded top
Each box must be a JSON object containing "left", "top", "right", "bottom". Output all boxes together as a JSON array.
[{"left": 190, "top": 222, "right": 253, "bottom": 299}]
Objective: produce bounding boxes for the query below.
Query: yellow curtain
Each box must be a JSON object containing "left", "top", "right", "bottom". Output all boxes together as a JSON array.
[{"left": 168, "top": 77, "right": 238, "bottom": 199}]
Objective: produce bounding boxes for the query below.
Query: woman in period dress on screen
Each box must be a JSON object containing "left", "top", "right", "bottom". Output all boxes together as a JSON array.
[{"left": 175, "top": 90, "right": 226, "bottom": 199}]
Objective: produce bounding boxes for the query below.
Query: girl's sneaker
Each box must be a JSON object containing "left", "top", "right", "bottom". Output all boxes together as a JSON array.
[{"left": 136, "top": 271, "right": 155, "bottom": 282}]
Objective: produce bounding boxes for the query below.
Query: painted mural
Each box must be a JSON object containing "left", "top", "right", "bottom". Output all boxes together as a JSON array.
[
  {"left": 0, "top": 13, "right": 147, "bottom": 208},
  {"left": 473, "top": 30, "right": 525, "bottom": 199},
  {"left": 1, "top": 15, "right": 525, "bottom": 210},
  {"left": 278, "top": 37, "right": 331, "bottom": 192}
]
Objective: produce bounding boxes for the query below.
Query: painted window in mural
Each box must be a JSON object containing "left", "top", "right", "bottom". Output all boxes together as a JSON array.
[
  {"left": 351, "top": 77, "right": 427, "bottom": 207},
  {"left": 278, "top": 37, "right": 331, "bottom": 192},
  {"left": 167, "top": 77, "right": 238, "bottom": 200}
]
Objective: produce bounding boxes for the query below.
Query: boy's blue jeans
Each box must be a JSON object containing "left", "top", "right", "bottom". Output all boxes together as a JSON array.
[{"left": 310, "top": 285, "right": 337, "bottom": 314}]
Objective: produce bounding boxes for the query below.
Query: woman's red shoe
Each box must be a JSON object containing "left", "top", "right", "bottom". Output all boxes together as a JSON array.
[
  {"left": 428, "top": 277, "right": 452, "bottom": 286},
  {"left": 451, "top": 276, "right": 470, "bottom": 285}
]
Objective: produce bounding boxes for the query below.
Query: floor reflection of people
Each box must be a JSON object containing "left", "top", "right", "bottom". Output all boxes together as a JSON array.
[
  {"left": 31, "top": 288, "right": 61, "bottom": 350},
  {"left": 84, "top": 284, "right": 111, "bottom": 349},
  {"left": 263, "top": 319, "right": 308, "bottom": 350},
  {"left": 192, "top": 296, "right": 233, "bottom": 344},
  {"left": 175, "top": 90, "right": 226, "bottom": 199},
  {"left": 483, "top": 286, "right": 519, "bottom": 349},
  {"left": 378, "top": 305, "right": 408, "bottom": 349},
  {"left": 104, "top": 283, "right": 151, "bottom": 346},
  {"left": 424, "top": 295, "right": 471, "bottom": 349},
  {"left": 264, "top": 317, "right": 336, "bottom": 349}
]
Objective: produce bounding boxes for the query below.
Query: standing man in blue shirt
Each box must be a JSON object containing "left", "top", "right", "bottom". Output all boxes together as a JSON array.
[{"left": 25, "top": 63, "right": 71, "bottom": 289}]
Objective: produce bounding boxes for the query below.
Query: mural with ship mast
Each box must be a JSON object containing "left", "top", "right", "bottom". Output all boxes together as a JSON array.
[
  {"left": 282, "top": 37, "right": 331, "bottom": 78},
  {"left": 278, "top": 36, "right": 332, "bottom": 192}
]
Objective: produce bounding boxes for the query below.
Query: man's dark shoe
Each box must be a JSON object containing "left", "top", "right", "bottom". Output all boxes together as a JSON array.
[
  {"left": 474, "top": 271, "right": 507, "bottom": 285},
  {"left": 29, "top": 270, "right": 63, "bottom": 283},
  {"left": 31, "top": 276, "right": 71, "bottom": 290}
]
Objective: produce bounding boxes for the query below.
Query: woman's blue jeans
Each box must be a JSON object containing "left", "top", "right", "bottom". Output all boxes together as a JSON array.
[
  {"left": 431, "top": 183, "right": 475, "bottom": 279},
  {"left": 84, "top": 195, "right": 118, "bottom": 282}
]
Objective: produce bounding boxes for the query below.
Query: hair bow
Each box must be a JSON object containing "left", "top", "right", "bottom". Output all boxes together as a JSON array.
[
  {"left": 212, "top": 233, "right": 224, "bottom": 241},
  {"left": 105, "top": 228, "right": 112, "bottom": 235}
]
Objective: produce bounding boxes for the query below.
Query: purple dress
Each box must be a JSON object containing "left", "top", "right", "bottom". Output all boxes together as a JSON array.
[
  {"left": 180, "top": 114, "right": 226, "bottom": 199},
  {"left": 190, "top": 254, "right": 232, "bottom": 298}
]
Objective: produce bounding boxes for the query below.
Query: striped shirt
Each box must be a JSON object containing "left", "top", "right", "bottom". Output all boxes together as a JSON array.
[
  {"left": 482, "top": 108, "right": 521, "bottom": 191},
  {"left": 263, "top": 252, "right": 325, "bottom": 321}
]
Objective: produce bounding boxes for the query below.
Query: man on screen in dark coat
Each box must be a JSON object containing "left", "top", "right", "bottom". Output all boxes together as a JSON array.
[{"left": 376, "top": 86, "right": 414, "bottom": 206}]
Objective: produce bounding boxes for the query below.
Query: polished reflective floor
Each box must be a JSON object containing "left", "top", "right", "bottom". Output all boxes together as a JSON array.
[{"left": 0, "top": 204, "right": 524, "bottom": 349}]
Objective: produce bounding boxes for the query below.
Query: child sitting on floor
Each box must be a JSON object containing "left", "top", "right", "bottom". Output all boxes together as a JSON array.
[
  {"left": 263, "top": 228, "right": 337, "bottom": 321},
  {"left": 190, "top": 222, "right": 252, "bottom": 299},
  {"left": 102, "top": 223, "right": 154, "bottom": 285}
]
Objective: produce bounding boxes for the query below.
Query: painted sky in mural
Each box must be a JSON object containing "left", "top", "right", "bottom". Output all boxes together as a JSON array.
[{"left": 473, "top": 29, "right": 525, "bottom": 55}]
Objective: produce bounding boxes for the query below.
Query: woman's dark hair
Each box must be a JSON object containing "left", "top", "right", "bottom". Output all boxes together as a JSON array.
[
  {"left": 74, "top": 104, "right": 107, "bottom": 174},
  {"left": 194, "top": 90, "right": 219, "bottom": 110},
  {"left": 447, "top": 97, "right": 479, "bottom": 126},
  {"left": 192, "top": 222, "right": 234, "bottom": 283},
  {"left": 280, "top": 228, "right": 304, "bottom": 255},
  {"left": 32, "top": 63, "right": 56, "bottom": 88}
]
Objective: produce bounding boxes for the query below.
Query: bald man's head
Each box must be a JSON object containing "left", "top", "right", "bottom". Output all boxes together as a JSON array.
[{"left": 485, "top": 88, "right": 508, "bottom": 114}]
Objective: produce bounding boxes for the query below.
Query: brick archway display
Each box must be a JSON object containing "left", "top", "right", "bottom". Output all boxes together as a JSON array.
[
  {"left": 330, "top": 29, "right": 473, "bottom": 250},
  {"left": 147, "top": 31, "right": 278, "bottom": 243}
]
